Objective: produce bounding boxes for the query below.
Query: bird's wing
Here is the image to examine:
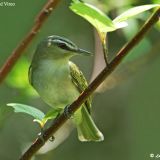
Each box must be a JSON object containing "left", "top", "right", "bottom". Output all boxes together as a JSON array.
[{"left": 69, "top": 61, "right": 91, "bottom": 113}]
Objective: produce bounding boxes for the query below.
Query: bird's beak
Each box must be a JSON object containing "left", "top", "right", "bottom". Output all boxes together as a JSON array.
[{"left": 77, "top": 48, "right": 93, "bottom": 56}]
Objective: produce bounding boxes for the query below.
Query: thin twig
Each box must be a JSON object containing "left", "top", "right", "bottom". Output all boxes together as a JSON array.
[
  {"left": 0, "top": 0, "right": 61, "bottom": 84},
  {"left": 19, "top": 7, "right": 160, "bottom": 160}
]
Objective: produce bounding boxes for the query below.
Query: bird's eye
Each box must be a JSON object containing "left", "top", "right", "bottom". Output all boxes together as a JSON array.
[{"left": 57, "top": 43, "right": 68, "bottom": 50}]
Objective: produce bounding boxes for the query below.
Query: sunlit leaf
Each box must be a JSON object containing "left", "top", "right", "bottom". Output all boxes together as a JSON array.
[
  {"left": 113, "top": 4, "right": 160, "bottom": 23},
  {"left": 70, "top": 1, "right": 116, "bottom": 33},
  {"left": 113, "top": 21, "right": 128, "bottom": 29},
  {"left": 7, "top": 103, "right": 45, "bottom": 121},
  {"left": 6, "top": 57, "right": 38, "bottom": 97}
]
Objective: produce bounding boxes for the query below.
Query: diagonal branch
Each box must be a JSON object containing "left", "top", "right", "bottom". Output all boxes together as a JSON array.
[
  {"left": 0, "top": 0, "right": 61, "bottom": 84},
  {"left": 20, "top": 7, "right": 160, "bottom": 160}
]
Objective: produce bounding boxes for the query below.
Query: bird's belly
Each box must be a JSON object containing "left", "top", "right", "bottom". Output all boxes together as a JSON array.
[
  {"left": 32, "top": 70, "right": 79, "bottom": 109},
  {"left": 43, "top": 80, "right": 78, "bottom": 108}
]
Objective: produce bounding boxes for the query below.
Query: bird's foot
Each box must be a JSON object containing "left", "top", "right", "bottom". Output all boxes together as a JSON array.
[{"left": 64, "top": 105, "right": 72, "bottom": 119}]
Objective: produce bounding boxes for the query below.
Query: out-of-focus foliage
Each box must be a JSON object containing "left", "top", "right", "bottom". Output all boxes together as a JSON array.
[
  {"left": 6, "top": 57, "right": 38, "bottom": 96},
  {"left": 0, "top": 0, "right": 160, "bottom": 160},
  {"left": 0, "top": 106, "right": 12, "bottom": 128},
  {"left": 123, "top": 38, "right": 152, "bottom": 63}
]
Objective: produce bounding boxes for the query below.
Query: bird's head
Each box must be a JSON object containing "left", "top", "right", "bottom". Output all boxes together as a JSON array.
[{"left": 34, "top": 35, "right": 92, "bottom": 60}]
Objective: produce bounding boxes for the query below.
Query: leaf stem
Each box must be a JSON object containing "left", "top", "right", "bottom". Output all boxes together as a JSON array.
[
  {"left": 19, "top": 7, "right": 160, "bottom": 160},
  {"left": 98, "top": 32, "right": 109, "bottom": 67},
  {"left": 102, "top": 34, "right": 109, "bottom": 67}
]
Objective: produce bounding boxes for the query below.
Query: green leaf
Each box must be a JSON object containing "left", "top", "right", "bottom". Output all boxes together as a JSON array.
[
  {"left": 7, "top": 103, "right": 45, "bottom": 121},
  {"left": 113, "top": 4, "right": 160, "bottom": 23},
  {"left": 70, "top": 1, "right": 116, "bottom": 33},
  {"left": 42, "top": 108, "right": 59, "bottom": 125}
]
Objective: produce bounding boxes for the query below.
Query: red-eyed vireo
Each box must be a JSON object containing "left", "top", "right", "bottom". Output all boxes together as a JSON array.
[{"left": 29, "top": 35, "right": 104, "bottom": 142}]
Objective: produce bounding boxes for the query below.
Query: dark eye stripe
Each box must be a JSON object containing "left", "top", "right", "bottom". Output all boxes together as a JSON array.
[
  {"left": 47, "top": 35, "right": 78, "bottom": 51},
  {"left": 54, "top": 40, "right": 75, "bottom": 51},
  {"left": 57, "top": 42, "right": 68, "bottom": 50}
]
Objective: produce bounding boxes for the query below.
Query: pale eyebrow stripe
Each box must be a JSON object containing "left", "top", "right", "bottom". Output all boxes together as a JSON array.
[{"left": 53, "top": 37, "right": 76, "bottom": 47}]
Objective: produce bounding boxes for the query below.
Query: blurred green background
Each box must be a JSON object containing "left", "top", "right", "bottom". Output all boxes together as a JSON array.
[{"left": 0, "top": 0, "right": 160, "bottom": 160}]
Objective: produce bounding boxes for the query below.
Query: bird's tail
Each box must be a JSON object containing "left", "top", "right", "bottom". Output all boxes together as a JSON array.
[{"left": 74, "top": 107, "right": 104, "bottom": 142}]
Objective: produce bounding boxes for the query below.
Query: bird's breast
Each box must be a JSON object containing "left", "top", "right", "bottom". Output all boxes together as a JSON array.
[{"left": 31, "top": 59, "right": 79, "bottom": 108}]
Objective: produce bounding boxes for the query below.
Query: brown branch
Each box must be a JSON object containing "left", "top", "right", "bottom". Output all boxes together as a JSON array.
[
  {"left": 19, "top": 7, "right": 160, "bottom": 160},
  {"left": 0, "top": 0, "right": 61, "bottom": 84}
]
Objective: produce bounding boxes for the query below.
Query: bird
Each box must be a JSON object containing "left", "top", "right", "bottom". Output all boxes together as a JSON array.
[{"left": 29, "top": 35, "right": 104, "bottom": 142}]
